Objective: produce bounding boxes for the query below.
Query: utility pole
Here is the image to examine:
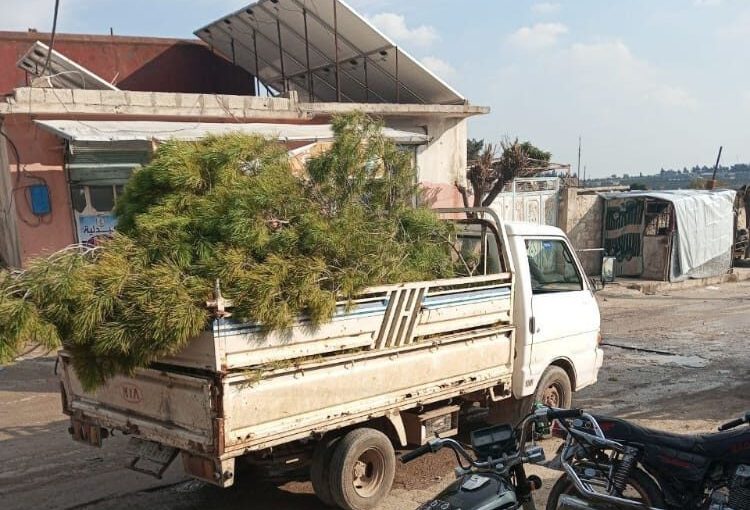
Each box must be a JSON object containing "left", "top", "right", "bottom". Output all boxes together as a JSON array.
[
  {"left": 577, "top": 136, "right": 582, "bottom": 187},
  {"left": 708, "top": 145, "right": 723, "bottom": 190}
]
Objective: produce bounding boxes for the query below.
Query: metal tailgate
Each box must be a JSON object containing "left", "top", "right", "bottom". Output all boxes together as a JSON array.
[{"left": 59, "top": 353, "right": 217, "bottom": 453}]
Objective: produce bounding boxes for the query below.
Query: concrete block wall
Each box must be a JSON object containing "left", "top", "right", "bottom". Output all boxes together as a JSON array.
[
  {"left": 5, "top": 88, "right": 301, "bottom": 120},
  {"left": 558, "top": 187, "right": 604, "bottom": 276}
]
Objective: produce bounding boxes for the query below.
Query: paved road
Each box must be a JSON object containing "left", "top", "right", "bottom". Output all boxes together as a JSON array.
[{"left": 1, "top": 281, "right": 748, "bottom": 510}]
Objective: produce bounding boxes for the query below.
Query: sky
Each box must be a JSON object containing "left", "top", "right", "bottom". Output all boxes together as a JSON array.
[{"left": 2, "top": 0, "right": 749, "bottom": 177}]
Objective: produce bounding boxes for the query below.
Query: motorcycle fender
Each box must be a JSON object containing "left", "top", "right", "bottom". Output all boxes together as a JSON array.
[{"left": 417, "top": 474, "right": 518, "bottom": 510}]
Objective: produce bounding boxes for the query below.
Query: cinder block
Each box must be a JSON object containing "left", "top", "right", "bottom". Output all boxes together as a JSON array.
[
  {"left": 268, "top": 97, "right": 291, "bottom": 110},
  {"left": 220, "top": 95, "right": 245, "bottom": 111},
  {"left": 245, "top": 96, "right": 270, "bottom": 111},
  {"left": 126, "top": 91, "right": 154, "bottom": 107},
  {"left": 45, "top": 88, "right": 73, "bottom": 104},
  {"left": 14, "top": 87, "right": 45, "bottom": 104},
  {"left": 200, "top": 95, "right": 223, "bottom": 112},
  {"left": 153, "top": 93, "right": 178, "bottom": 108},
  {"left": 176, "top": 93, "right": 201, "bottom": 110},
  {"left": 72, "top": 89, "right": 102, "bottom": 105},
  {"left": 100, "top": 90, "right": 129, "bottom": 106}
]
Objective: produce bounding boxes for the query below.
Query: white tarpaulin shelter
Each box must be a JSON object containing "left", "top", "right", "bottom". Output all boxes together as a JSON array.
[
  {"left": 195, "top": 0, "right": 465, "bottom": 105},
  {"left": 601, "top": 189, "right": 736, "bottom": 280}
]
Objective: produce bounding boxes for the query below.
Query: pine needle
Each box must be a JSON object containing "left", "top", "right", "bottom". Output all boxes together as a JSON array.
[{"left": 0, "top": 113, "right": 456, "bottom": 389}]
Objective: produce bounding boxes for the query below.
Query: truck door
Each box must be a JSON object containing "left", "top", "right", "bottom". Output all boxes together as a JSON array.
[{"left": 525, "top": 237, "right": 600, "bottom": 388}]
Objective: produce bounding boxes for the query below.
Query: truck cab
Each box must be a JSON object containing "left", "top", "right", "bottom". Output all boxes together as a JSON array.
[
  {"left": 504, "top": 222, "right": 602, "bottom": 409},
  {"left": 447, "top": 212, "right": 601, "bottom": 420}
]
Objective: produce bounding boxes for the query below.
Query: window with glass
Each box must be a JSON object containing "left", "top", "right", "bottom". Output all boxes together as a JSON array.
[
  {"left": 453, "top": 221, "right": 504, "bottom": 277},
  {"left": 525, "top": 239, "right": 583, "bottom": 293}
]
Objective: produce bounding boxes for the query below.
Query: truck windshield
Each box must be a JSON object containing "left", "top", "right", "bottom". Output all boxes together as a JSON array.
[{"left": 525, "top": 239, "right": 583, "bottom": 293}]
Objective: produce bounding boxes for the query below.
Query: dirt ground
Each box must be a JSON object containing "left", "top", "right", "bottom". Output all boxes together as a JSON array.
[{"left": 1, "top": 281, "right": 749, "bottom": 510}]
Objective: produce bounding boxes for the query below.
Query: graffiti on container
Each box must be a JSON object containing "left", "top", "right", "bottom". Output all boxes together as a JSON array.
[{"left": 604, "top": 199, "right": 644, "bottom": 261}]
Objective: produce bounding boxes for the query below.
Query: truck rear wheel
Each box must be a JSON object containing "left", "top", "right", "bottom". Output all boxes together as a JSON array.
[
  {"left": 311, "top": 434, "right": 341, "bottom": 507},
  {"left": 328, "top": 428, "right": 395, "bottom": 510}
]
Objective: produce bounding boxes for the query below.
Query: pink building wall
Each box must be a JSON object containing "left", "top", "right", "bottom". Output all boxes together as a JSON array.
[
  {"left": 2, "top": 116, "right": 76, "bottom": 262},
  {"left": 0, "top": 112, "right": 330, "bottom": 266}
]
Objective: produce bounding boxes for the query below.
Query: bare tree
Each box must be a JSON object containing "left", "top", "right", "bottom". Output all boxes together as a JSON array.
[{"left": 457, "top": 138, "right": 551, "bottom": 209}]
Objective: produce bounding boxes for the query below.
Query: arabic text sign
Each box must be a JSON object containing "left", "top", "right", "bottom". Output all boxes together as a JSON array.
[{"left": 78, "top": 214, "right": 116, "bottom": 243}]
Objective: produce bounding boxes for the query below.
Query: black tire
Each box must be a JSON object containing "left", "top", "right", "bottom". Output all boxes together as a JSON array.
[
  {"left": 328, "top": 428, "right": 395, "bottom": 510},
  {"left": 545, "top": 468, "right": 665, "bottom": 510},
  {"left": 534, "top": 366, "right": 572, "bottom": 410},
  {"left": 311, "top": 435, "right": 341, "bottom": 507}
]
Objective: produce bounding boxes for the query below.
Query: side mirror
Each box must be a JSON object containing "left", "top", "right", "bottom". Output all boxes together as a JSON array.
[{"left": 589, "top": 276, "right": 603, "bottom": 293}]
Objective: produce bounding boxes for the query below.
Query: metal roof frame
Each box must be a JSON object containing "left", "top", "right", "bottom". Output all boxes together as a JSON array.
[
  {"left": 16, "top": 41, "right": 119, "bottom": 91},
  {"left": 195, "top": 0, "right": 465, "bottom": 105}
]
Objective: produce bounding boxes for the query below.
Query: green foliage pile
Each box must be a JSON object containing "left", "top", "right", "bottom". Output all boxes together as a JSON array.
[{"left": 0, "top": 113, "right": 454, "bottom": 388}]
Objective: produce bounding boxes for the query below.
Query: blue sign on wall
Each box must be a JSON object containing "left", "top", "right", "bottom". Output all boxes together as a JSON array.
[{"left": 77, "top": 214, "right": 116, "bottom": 244}]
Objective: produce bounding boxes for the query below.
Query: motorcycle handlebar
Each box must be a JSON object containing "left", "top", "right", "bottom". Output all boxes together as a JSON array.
[
  {"left": 718, "top": 416, "right": 748, "bottom": 432},
  {"left": 400, "top": 442, "right": 433, "bottom": 464},
  {"left": 547, "top": 408, "right": 583, "bottom": 420}
]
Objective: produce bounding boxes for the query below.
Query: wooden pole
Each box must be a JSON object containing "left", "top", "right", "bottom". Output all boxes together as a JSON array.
[{"left": 708, "top": 145, "right": 723, "bottom": 189}]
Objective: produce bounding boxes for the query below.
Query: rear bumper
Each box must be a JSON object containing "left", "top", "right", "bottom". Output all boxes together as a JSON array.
[
  {"left": 66, "top": 400, "right": 214, "bottom": 454},
  {"left": 594, "top": 347, "right": 604, "bottom": 378}
]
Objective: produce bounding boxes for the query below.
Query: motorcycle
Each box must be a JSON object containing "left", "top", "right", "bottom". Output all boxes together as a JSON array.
[
  {"left": 544, "top": 409, "right": 750, "bottom": 510},
  {"left": 400, "top": 406, "right": 583, "bottom": 510}
]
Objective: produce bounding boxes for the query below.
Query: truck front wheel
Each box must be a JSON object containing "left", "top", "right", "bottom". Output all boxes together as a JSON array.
[
  {"left": 328, "top": 428, "right": 395, "bottom": 510},
  {"left": 534, "top": 366, "right": 572, "bottom": 409}
]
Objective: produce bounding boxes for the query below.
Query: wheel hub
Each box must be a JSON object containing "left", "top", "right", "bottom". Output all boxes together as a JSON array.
[
  {"left": 352, "top": 448, "right": 385, "bottom": 498},
  {"left": 543, "top": 384, "right": 561, "bottom": 407}
]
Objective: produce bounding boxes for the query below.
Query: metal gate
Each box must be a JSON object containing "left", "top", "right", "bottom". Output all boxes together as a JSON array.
[{"left": 491, "top": 177, "right": 560, "bottom": 226}]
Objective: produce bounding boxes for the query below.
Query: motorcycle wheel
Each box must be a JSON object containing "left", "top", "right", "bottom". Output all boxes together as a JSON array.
[{"left": 545, "top": 467, "right": 665, "bottom": 510}]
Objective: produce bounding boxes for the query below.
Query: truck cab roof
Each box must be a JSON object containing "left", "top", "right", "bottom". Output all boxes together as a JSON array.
[{"left": 503, "top": 221, "right": 565, "bottom": 237}]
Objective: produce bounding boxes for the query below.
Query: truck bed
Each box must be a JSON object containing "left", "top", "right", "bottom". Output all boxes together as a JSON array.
[{"left": 59, "top": 272, "right": 515, "bottom": 473}]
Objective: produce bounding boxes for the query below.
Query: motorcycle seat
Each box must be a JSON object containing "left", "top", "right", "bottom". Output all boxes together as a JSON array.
[{"left": 593, "top": 415, "right": 750, "bottom": 460}]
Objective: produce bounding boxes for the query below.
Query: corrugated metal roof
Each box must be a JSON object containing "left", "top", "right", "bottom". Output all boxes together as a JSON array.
[
  {"left": 33, "top": 119, "right": 429, "bottom": 144},
  {"left": 195, "top": 0, "right": 465, "bottom": 105},
  {"left": 16, "top": 41, "right": 119, "bottom": 91}
]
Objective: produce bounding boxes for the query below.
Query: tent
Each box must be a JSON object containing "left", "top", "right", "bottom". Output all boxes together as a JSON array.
[{"left": 600, "top": 190, "right": 736, "bottom": 281}]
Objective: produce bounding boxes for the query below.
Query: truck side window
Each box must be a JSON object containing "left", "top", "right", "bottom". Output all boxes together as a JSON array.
[
  {"left": 525, "top": 239, "right": 583, "bottom": 293},
  {"left": 454, "top": 224, "right": 503, "bottom": 277}
]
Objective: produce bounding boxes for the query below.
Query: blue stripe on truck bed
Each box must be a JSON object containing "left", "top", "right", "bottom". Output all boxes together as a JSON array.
[
  {"left": 421, "top": 287, "right": 510, "bottom": 310},
  {"left": 213, "top": 298, "right": 390, "bottom": 334}
]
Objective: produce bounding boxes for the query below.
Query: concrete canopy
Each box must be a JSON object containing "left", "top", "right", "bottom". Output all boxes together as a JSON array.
[{"left": 195, "top": 0, "right": 466, "bottom": 105}]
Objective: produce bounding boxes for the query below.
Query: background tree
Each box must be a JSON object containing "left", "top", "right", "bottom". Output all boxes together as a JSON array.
[
  {"left": 467, "top": 138, "right": 485, "bottom": 163},
  {"left": 629, "top": 182, "right": 648, "bottom": 190},
  {"left": 458, "top": 137, "right": 551, "bottom": 208}
]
